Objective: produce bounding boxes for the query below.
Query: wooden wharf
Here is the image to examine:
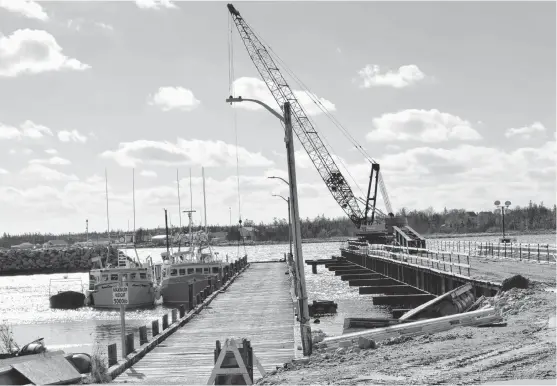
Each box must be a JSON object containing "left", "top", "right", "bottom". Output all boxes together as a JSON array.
[{"left": 113, "top": 262, "right": 295, "bottom": 384}]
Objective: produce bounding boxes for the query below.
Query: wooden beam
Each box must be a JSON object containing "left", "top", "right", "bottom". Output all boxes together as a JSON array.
[
  {"left": 357, "top": 285, "right": 427, "bottom": 295},
  {"left": 340, "top": 273, "right": 383, "bottom": 281},
  {"left": 371, "top": 294, "right": 436, "bottom": 307},
  {"left": 355, "top": 278, "right": 402, "bottom": 288}
]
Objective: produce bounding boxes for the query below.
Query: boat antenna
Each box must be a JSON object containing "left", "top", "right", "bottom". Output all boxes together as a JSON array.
[
  {"left": 177, "top": 169, "right": 182, "bottom": 252},
  {"left": 189, "top": 168, "right": 193, "bottom": 248},
  {"left": 132, "top": 168, "right": 141, "bottom": 266},
  {"left": 202, "top": 167, "right": 208, "bottom": 234},
  {"left": 164, "top": 209, "right": 170, "bottom": 256},
  {"left": 105, "top": 168, "right": 110, "bottom": 264}
]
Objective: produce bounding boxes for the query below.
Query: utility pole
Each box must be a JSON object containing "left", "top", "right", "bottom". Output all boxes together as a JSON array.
[{"left": 284, "top": 101, "right": 312, "bottom": 356}]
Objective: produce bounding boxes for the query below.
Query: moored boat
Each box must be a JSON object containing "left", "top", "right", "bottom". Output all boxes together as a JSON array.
[{"left": 85, "top": 249, "right": 159, "bottom": 309}]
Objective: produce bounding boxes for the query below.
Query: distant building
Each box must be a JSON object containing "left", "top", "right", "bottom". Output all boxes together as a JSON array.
[
  {"left": 465, "top": 212, "right": 478, "bottom": 227},
  {"left": 43, "top": 240, "right": 69, "bottom": 249},
  {"left": 151, "top": 234, "right": 168, "bottom": 246},
  {"left": 11, "top": 242, "right": 34, "bottom": 250},
  {"left": 209, "top": 231, "right": 228, "bottom": 244},
  {"left": 239, "top": 227, "right": 257, "bottom": 241}
]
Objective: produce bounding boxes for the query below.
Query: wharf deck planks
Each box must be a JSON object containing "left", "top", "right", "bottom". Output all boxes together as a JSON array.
[{"left": 113, "top": 262, "right": 295, "bottom": 385}]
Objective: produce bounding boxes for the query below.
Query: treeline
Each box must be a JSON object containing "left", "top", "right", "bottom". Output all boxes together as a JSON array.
[{"left": 1, "top": 202, "right": 555, "bottom": 247}]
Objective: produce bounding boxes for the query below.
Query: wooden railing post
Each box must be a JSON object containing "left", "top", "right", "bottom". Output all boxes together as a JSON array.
[
  {"left": 171, "top": 309, "right": 177, "bottom": 324},
  {"left": 152, "top": 319, "right": 159, "bottom": 336},
  {"left": 108, "top": 343, "right": 117, "bottom": 366},
  {"left": 162, "top": 314, "right": 169, "bottom": 330},
  {"left": 139, "top": 325, "right": 148, "bottom": 345},
  {"left": 125, "top": 332, "right": 134, "bottom": 355}
]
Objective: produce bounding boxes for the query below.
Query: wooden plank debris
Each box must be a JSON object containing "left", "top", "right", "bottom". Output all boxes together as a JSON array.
[{"left": 322, "top": 308, "right": 502, "bottom": 348}]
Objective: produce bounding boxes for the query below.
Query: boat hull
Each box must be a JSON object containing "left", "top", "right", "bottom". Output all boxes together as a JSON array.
[
  {"left": 49, "top": 291, "right": 85, "bottom": 309},
  {"left": 87, "top": 282, "right": 156, "bottom": 309},
  {"left": 160, "top": 274, "right": 215, "bottom": 307}
]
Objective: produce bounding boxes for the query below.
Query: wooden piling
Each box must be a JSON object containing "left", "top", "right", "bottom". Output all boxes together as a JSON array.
[
  {"left": 152, "top": 320, "right": 159, "bottom": 336},
  {"left": 125, "top": 333, "right": 134, "bottom": 355},
  {"left": 179, "top": 304, "right": 186, "bottom": 318},
  {"left": 171, "top": 309, "right": 177, "bottom": 324},
  {"left": 108, "top": 343, "right": 117, "bottom": 366},
  {"left": 162, "top": 314, "right": 169, "bottom": 330},
  {"left": 139, "top": 326, "right": 148, "bottom": 345}
]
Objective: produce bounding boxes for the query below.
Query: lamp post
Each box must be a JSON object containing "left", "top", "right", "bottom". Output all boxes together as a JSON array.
[
  {"left": 494, "top": 200, "right": 511, "bottom": 242},
  {"left": 227, "top": 95, "right": 312, "bottom": 356},
  {"left": 272, "top": 193, "right": 292, "bottom": 257}
]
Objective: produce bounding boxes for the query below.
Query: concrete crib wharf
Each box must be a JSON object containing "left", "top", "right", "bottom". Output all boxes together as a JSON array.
[{"left": 113, "top": 262, "right": 295, "bottom": 385}]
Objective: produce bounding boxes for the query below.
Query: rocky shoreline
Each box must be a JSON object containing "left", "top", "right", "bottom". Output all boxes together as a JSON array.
[{"left": 0, "top": 246, "right": 120, "bottom": 276}]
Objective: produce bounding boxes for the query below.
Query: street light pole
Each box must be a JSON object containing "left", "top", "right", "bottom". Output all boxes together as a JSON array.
[
  {"left": 272, "top": 194, "right": 292, "bottom": 257},
  {"left": 227, "top": 95, "right": 312, "bottom": 356},
  {"left": 494, "top": 200, "right": 511, "bottom": 242}
]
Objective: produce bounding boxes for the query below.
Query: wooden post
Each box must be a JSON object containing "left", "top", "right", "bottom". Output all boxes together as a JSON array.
[
  {"left": 171, "top": 309, "right": 177, "bottom": 324},
  {"left": 108, "top": 343, "right": 117, "bottom": 366},
  {"left": 179, "top": 304, "right": 186, "bottom": 318},
  {"left": 152, "top": 320, "right": 159, "bottom": 336},
  {"left": 312, "top": 263, "right": 317, "bottom": 274},
  {"left": 125, "top": 332, "right": 134, "bottom": 355},
  {"left": 162, "top": 314, "right": 169, "bottom": 330},
  {"left": 119, "top": 274, "right": 126, "bottom": 359},
  {"left": 139, "top": 325, "right": 148, "bottom": 345},
  {"left": 538, "top": 244, "right": 540, "bottom": 262}
]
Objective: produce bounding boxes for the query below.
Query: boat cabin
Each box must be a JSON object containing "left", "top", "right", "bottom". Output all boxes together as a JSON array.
[{"left": 88, "top": 268, "right": 153, "bottom": 291}]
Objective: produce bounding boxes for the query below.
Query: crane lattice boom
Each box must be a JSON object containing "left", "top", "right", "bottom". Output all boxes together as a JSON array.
[{"left": 228, "top": 4, "right": 370, "bottom": 227}]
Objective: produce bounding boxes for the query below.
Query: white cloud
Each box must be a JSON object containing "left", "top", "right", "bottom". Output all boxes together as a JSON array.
[
  {"left": 58, "top": 130, "right": 87, "bottom": 143},
  {"left": 100, "top": 138, "right": 274, "bottom": 168},
  {"left": 21, "top": 164, "right": 78, "bottom": 181},
  {"left": 29, "top": 156, "right": 71, "bottom": 165},
  {"left": 0, "top": 120, "right": 53, "bottom": 139},
  {"left": 0, "top": 123, "right": 20, "bottom": 139},
  {"left": 148, "top": 87, "right": 200, "bottom": 112},
  {"left": 20, "top": 120, "right": 53, "bottom": 138},
  {"left": 367, "top": 109, "right": 482, "bottom": 143},
  {"left": 0, "top": 168, "right": 8, "bottom": 174},
  {"left": 94, "top": 22, "right": 114, "bottom": 31},
  {"left": 505, "top": 121, "right": 547, "bottom": 139},
  {"left": 0, "top": 0, "right": 48, "bottom": 21},
  {"left": 358, "top": 64, "right": 427, "bottom": 89},
  {"left": 45, "top": 148, "right": 58, "bottom": 155},
  {"left": 66, "top": 18, "right": 114, "bottom": 32},
  {"left": 0, "top": 29, "right": 90, "bottom": 77},
  {"left": 140, "top": 170, "right": 157, "bottom": 178},
  {"left": 232, "top": 77, "right": 336, "bottom": 116},
  {"left": 135, "top": 0, "right": 177, "bottom": 9}
]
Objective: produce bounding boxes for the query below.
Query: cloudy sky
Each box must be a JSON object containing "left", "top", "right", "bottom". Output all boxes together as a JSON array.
[{"left": 0, "top": 0, "right": 555, "bottom": 235}]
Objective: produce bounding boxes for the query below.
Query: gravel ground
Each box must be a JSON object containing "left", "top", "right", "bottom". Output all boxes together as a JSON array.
[{"left": 257, "top": 283, "right": 556, "bottom": 385}]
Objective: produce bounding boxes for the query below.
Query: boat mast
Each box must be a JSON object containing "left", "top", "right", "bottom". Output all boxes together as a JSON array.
[
  {"left": 177, "top": 169, "right": 182, "bottom": 252},
  {"left": 164, "top": 209, "right": 170, "bottom": 256},
  {"left": 202, "top": 167, "right": 208, "bottom": 234},
  {"left": 189, "top": 168, "right": 193, "bottom": 248},
  {"left": 105, "top": 169, "right": 110, "bottom": 266},
  {"left": 132, "top": 168, "right": 141, "bottom": 266}
]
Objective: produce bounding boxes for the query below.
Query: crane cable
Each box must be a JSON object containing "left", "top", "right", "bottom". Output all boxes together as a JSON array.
[
  {"left": 246, "top": 24, "right": 393, "bottom": 215},
  {"left": 228, "top": 15, "right": 247, "bottom": 257},
  {"left": 248, "top": 27, "right": 370, "bottom": 200}
]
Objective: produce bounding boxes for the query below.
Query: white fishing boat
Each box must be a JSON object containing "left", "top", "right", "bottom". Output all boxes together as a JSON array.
[
  {"left": 159, "top": 168, "right": 233, "bottom": 308},
  {"left": 84, "top": 169, "right": 159, "bottom": 309},
  {"left": 85, "top": 249, "right": 158, "bottom": 309}
]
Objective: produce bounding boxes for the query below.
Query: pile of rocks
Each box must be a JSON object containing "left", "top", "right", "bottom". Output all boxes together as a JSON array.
[{"left": 0, "top": 246, "right": 119, "bottom": 276}]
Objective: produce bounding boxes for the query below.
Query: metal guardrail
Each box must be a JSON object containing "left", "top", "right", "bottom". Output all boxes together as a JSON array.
[
  {"left": 343, "top": 241, "right": 471, "bottom": 277},
  {"left": 426, "top": 240, "right": 556, "bottom": 262}
]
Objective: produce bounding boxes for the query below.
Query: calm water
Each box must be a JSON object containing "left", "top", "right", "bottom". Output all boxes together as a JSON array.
[{"left": 2, "top": 234, "right": 555, "bottom": 356}]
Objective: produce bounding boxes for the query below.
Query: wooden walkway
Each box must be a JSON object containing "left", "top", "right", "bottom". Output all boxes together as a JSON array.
[{"left": 113, "top": 262, "right": 295, "bottom": 384}]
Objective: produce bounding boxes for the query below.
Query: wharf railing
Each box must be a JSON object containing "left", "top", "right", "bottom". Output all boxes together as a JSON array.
[
  {"left": 426, "top": 239, "right": 556, "bottom": 263},
  {"left": 343, "top": 241, "right": 471, "bottom": 277}
]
